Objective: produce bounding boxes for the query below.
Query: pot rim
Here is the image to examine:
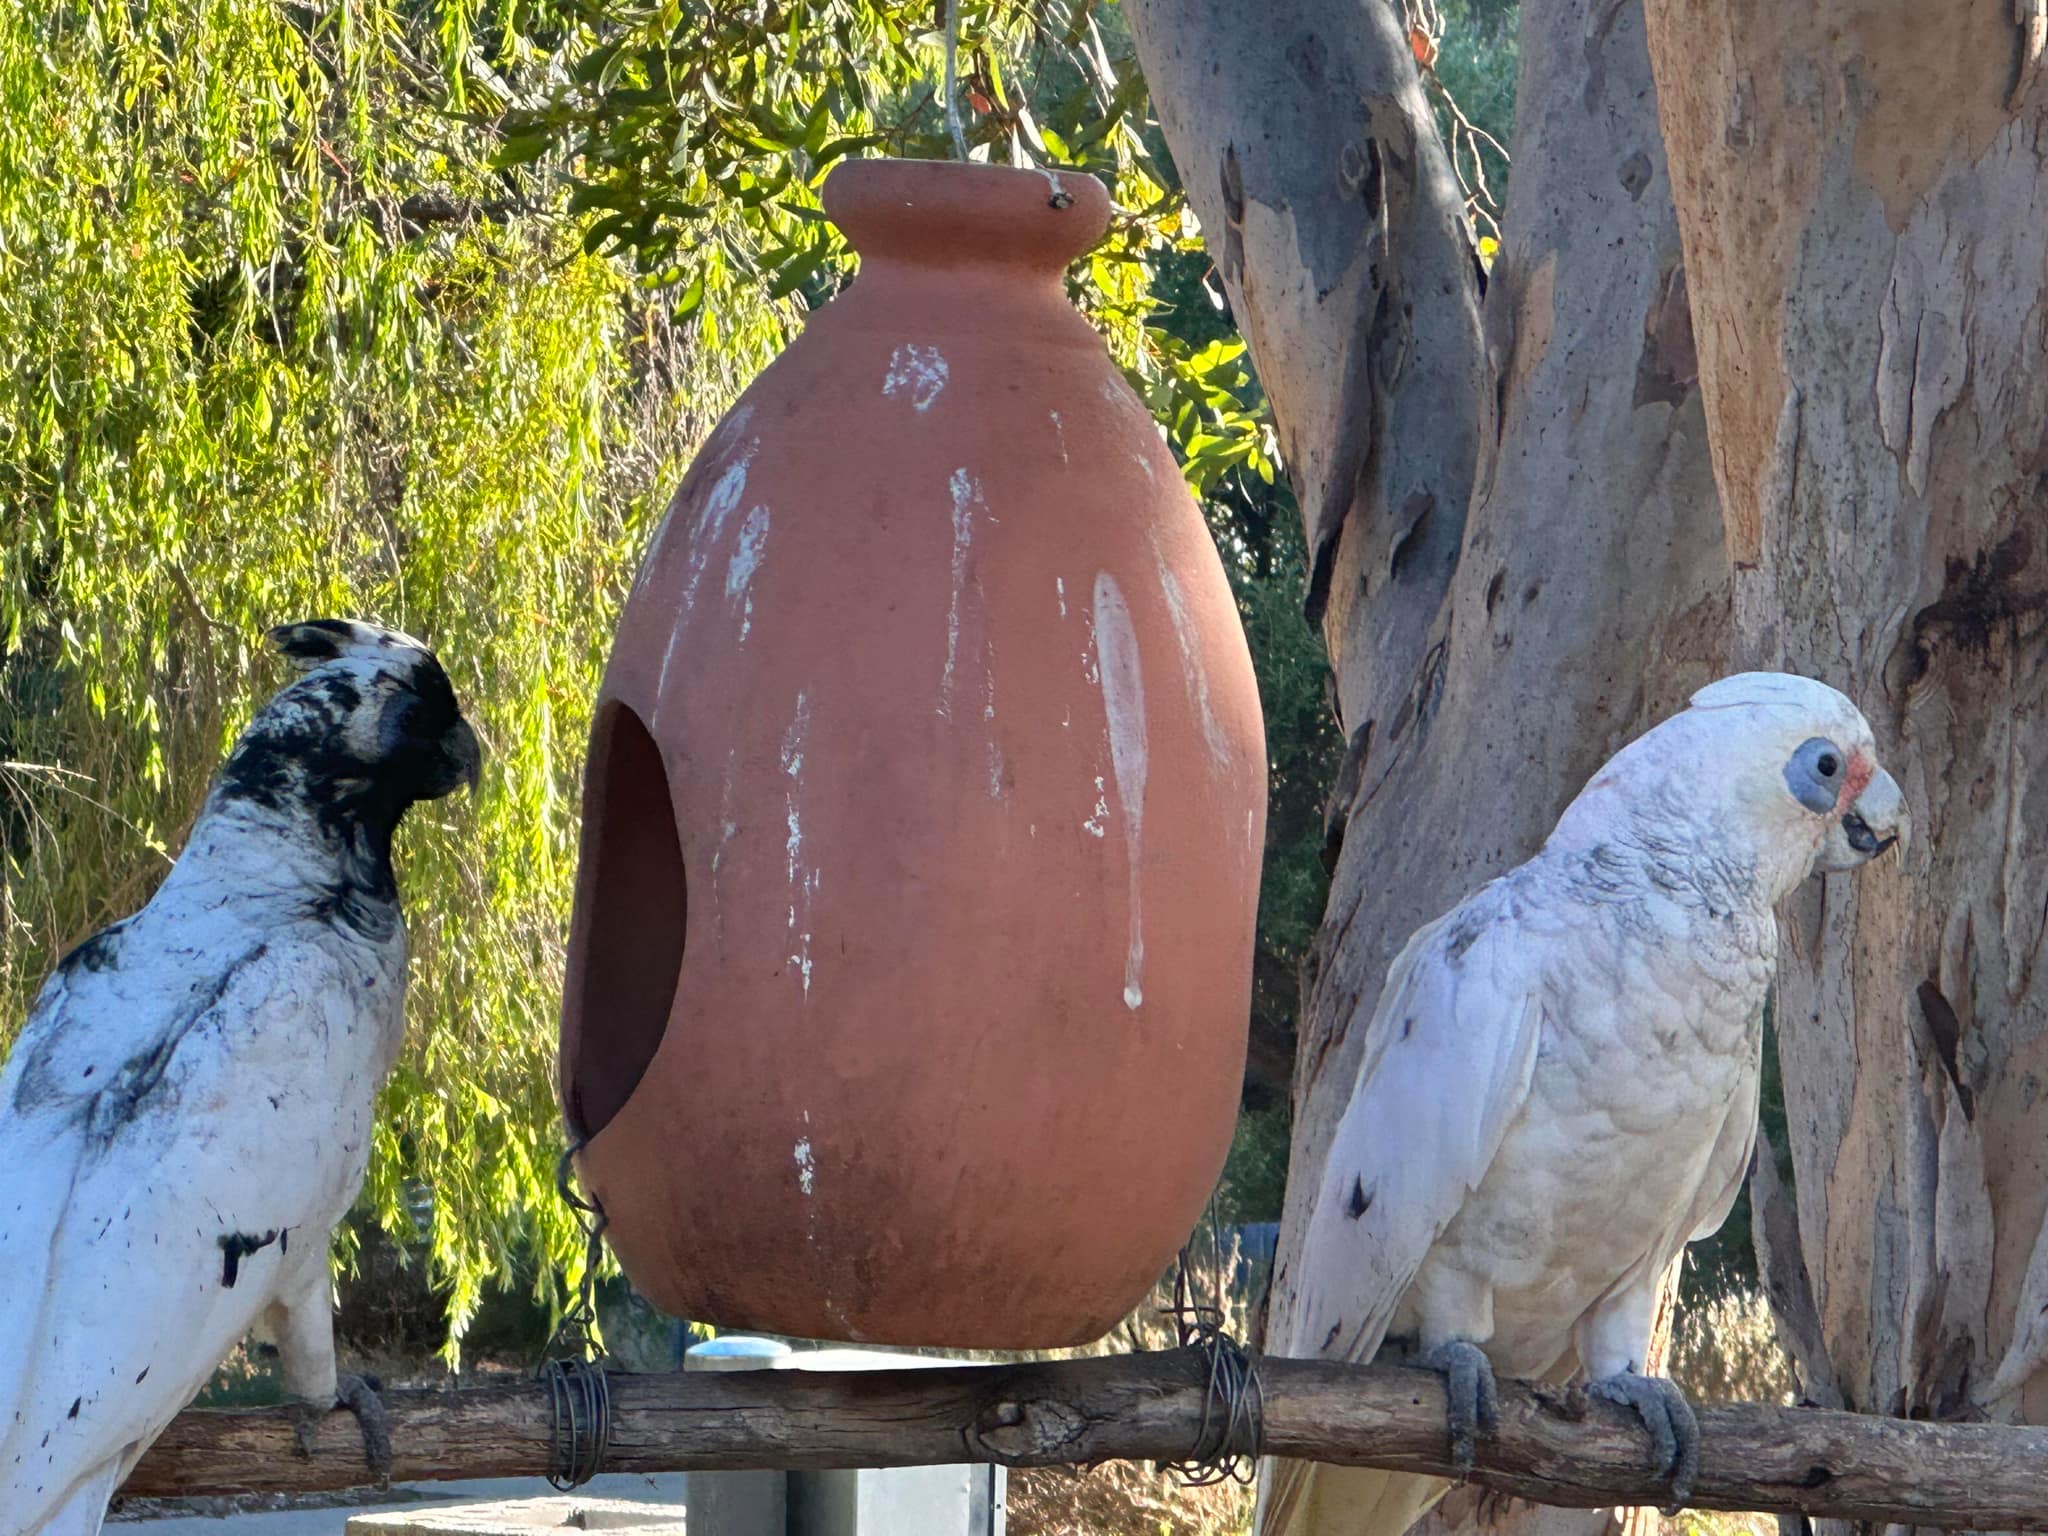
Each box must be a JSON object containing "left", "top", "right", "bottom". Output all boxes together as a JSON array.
[{"left": 821, "top": 156, "right": 1112, "bottom": 271}]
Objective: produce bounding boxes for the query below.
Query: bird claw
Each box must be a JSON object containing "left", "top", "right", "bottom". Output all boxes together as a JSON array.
[
  {"left": 293, "top": 1374, "right": 393, "bottom": 1486},
  {"left": 336, "top": 1373, "right": 393, "bottom": 1484},
  {"left": 1422, "top": 1339, "right": 1500, "bottom": 1478},
  {"left": 289, "top": 1399, "right": 321, "bottom": 1461},
  {"left": 1589, "top": 1370, "right": 1698, "bottom": 1513}
]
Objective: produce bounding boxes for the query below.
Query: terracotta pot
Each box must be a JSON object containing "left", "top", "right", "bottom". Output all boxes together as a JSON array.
[{"left": 559, "top": 158, "right": 1266, "bottom": 1347}]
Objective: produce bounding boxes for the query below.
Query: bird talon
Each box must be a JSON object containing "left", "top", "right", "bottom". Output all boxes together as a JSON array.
[
  {"left": 289, "top": 1402, "right": 321, "bottom": 1461},
  {"left": 1590, "top": 1370, "right": 1697, "bottom": 1510},
  {"left": 288, "top": 1374, "right": 393, "bottom": 1485},
  {"left": 1422, "top": 1340, "right": 1499, "bottom": 1479},
  {"left": 322, "top": 1373, "right": 394, "bottom": 1485}
]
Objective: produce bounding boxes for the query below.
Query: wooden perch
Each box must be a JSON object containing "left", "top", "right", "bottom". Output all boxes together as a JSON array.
[{"left": 121, "top": 1350, "right": 2048, "bottom": 1529}]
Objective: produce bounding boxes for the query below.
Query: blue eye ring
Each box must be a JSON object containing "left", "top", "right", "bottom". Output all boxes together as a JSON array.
[{"left": 1786, "top": 737, "right": 1846, "bottom": 814}]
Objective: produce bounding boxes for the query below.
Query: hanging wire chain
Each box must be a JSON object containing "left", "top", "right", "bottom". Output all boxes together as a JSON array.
[
  {"left": 1156, "top": 1199, "right": 1265, "bottom": 1486},
  {"left": 538, "top": 1136, "right": 613, "bottom": 1491},
  {"left": 942, "top": 0, "right": 970, "bottom": 160}
]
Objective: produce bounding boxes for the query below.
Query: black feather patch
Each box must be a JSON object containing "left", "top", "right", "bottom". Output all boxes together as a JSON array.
[
  {"left": 67, "top": 944, "right": 270, "bottom": 1138},
  {"left": 269, "top": 620, "right": 355, "bottom": 663},
  {"left": 56, "top": 923, "right": 126, "bottom": 977},
  {"left": 218, "top": 1229, "right": 280, "bottom": 1288},
  {"left": 1346, "top": 1175, "right": 1373, "bottom": 1220}
]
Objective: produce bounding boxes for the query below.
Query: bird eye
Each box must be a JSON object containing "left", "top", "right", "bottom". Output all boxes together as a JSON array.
[{"left": 1785, "top": 737, "right": 1845, "bottom": 813}]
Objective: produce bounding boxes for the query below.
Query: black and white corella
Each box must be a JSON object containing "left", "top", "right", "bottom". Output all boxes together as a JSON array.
[{"left": 0, "top": 620, "right": 479, "bottom": 1536}]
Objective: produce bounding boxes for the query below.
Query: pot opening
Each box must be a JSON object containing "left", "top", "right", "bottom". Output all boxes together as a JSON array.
[
  {"left": 822, "top": 158, "right": 1111, "bottom": 272},
  {"left": 564, "top": 699, "right": 686, "bottom": 1143}
]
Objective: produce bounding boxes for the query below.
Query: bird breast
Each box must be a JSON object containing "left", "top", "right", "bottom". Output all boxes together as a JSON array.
[{"left": 1403, "top": 887, "right": 1771, "bottom": 1377}]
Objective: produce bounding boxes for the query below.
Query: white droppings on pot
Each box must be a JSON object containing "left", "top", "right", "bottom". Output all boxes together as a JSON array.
[
  {"left": 1152, "top": 540, "right": 1232, "bottom": 771},
  {"left": 1094, "top": 571, "right": 1149, "bottom": 1013},
  {"left": 941, "top": 468, "right": 983, "bottom": 716},
  {"left": 883, "top": 343, "right": 949, "bottom": 411}
]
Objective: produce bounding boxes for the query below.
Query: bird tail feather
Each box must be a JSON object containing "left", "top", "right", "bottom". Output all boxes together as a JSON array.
[{"left": 1257, "top": 1458, "right": 1451, "bottom": 1536}]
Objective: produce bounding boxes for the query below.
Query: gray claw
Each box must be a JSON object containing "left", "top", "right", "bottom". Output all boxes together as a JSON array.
[
  {"left": 1422, "top": 1339, "right": 1500, "bottom": 1477},
  {"left": 293, "top": 1374, "right": 393, "bottom": 1483},
  {"left": 1589, "top": 1370, "right": 1698, "bottom": 1512},
  {"left": 335, "top": 1372, "right": 394, "bottom": 1483},
  {"left": 289, "top": 1399, "right": 321, "bottom": 1460}
]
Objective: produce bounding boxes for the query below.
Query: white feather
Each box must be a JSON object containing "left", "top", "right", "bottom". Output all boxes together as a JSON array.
[
  {"left": 0, "top": 622, "right": 467, "bottom": 1536},
  {"left": 1259, "top": 674, "right": 1893, "bottom": 1536},
  {"left": 0, "top": 804, "right": 407, "bottom": 1531}
]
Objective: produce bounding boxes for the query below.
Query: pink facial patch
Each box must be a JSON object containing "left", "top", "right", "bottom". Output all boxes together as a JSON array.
[{"left": 1838, "top": 751, "right": 1874, "bottom": 814}]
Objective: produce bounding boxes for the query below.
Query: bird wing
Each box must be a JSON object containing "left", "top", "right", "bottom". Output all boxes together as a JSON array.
[
  {"left": 0, "top": 923, "right": 366, "bottom": 1527},
  {"left": 1683, "top": 1010, "right": 1764, "bottom": 1246},
  {"left": 0, "top": 932, "right": 142, "bottom": 1405},
  {"left": 1284, "top": 877, "right": 1547, "bottom": 1366},
  {"left": 1259, "top": 880, "right": 1545, "bottom": 1536}
]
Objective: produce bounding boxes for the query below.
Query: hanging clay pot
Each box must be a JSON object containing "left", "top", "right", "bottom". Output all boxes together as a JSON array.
[{"left": 559, "top": 158, "right": 1266, "bottom": 1348}]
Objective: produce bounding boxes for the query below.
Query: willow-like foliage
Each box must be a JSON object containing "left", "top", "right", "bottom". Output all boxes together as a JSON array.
[{"left": 0, "top": 0, "right": 787, "bottom": 1344}]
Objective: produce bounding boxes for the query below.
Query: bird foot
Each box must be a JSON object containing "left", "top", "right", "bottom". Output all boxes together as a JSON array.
[
  {"left": 1421, "top": 1339, "right": 1499, "bottom": 1477},
  {"left": 292, "top": 1373, "right": 392, "bottom": 1485},
  {"left": 337, "top": 1373, "right": 393, "bottom": 1483},
  {"left": 1589, "top": 1369, "right": 1697, "bottom": 1513}
]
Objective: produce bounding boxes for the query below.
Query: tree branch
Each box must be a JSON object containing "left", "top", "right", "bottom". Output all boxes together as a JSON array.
[{"left": 121, "top": 1351, "right": 2048, "bottom": 1529}]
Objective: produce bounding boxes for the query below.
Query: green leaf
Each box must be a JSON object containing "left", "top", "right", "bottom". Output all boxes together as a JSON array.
[{"left": 765, "top": 245, "right": 828, "bottom": 299}]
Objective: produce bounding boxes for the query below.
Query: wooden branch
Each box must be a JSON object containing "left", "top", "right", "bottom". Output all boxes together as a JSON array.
[{"left": 119, "top": 1351, "right": 2048, "bottom": 1529}]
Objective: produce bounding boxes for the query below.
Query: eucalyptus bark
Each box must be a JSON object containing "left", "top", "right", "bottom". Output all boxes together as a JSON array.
[
  {"left": 1122, "top": 0, "right": 1487, "bottom": 756},
  {"left": 1127, "top": 0, "right": 1727, "bottom": 1529},
  {"left": 1639, "top": 4, "right": 2048, "bottom": 1531}
]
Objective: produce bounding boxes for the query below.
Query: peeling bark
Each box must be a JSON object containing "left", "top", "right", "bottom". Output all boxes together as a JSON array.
[
  {"left": 1124, "top": 0, "right": 1487, "bottom": 749},
  {"left": 1643, "top": 2, "right": 2048, "bottom": 1530}
]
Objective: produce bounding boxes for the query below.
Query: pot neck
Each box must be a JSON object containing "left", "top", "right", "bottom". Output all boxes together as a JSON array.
[{"left": 815, "top": 255, "right": 1099, "bottom": 347}]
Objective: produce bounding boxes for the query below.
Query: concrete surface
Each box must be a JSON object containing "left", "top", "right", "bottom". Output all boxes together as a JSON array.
[
  {"left": 348, "top": 1493, "right": 686, "bottom": 1533},
  {"left": 116, "top": 1474, "right": 687, "bottom": 1535}
]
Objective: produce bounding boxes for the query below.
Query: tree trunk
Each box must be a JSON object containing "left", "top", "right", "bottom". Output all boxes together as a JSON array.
[
  {"left": 1127, "top": 0, "right": 1727, "bottom": 1529},
  {"left": 1122, "top": 0, "right": 1488, "bottom": 769},
  {"left": 1640, "top": 2, "right": 2048, "bottom": 1530}
]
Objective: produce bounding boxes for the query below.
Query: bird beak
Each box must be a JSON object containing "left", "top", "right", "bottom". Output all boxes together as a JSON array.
[
  {"left": 1847, "top": 767, "right": 1907, "bottom": 858},
  {"left": 446, "top": 719, "right": 484, "bottom": 795},
  {"left": 1816, "top": 766, "right": 1907, "bottom": 872}
]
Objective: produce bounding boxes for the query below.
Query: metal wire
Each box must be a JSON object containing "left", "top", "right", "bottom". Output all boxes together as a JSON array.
[
  {"left": 540, "top": 1356, "right": 613, "bottom": 1492},
  {"left": 538, "top": 1135, "right": 613, "bottom": 1490},
  {"left": 1156, "top": 1204, "right": 1265, "bottom": 1486},
  {"left": 942, "top": 0, "right": 970, "bottom": 160}
]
